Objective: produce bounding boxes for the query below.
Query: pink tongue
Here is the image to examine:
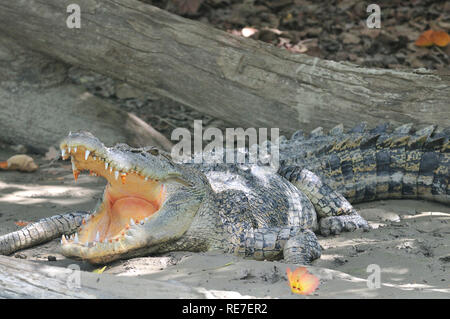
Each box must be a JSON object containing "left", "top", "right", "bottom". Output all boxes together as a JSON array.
[{"left": 109, "top": 197, "right": 157, "bottom": 233}]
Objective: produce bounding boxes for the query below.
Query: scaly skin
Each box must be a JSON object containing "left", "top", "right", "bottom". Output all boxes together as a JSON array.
[{"left": 0, "top": 123, "right": 448, "bottom": 264}]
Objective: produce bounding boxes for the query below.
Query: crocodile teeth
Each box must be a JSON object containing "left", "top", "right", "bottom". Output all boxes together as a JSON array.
[
  {"left": 144, "top": 176, "right": 148, "bottom": 181},
  {"left": 74, "top": 233, "right": 79, "bottom": 244},
  {"left": 93, "top": 156, "right": 96, "bottom": 161},
  {"left": 105, "top": 162, "right": 109, "bottom": 169},
  {"left": 61, "top": 149, "right": 66, "bottom": 157},
  {"left": 61, "top": 235, "right": 67, "bottom": 244},
  {"left": 115, "top": 171, "right": 119, "bottom": 180},
  {"left": 130, "top": 218, "right": 135, "bottom": 226},
  {"left": 85, "top": 242, "right": 89, "bottom": 247},
  {"left": 110, "top": 166, "right": 113, "bottom": 173},
  {"left": 85, "top": 150, "right": 90, "bottom": 160},
  {"left": 68, "top": 147, "right": 71, "bottom": 153},
  {"left": 95, "top": 231, "right": 100, "bottom": 242},
  {"left": 74, "top": 147, "right": 77, "bottom": 153}
]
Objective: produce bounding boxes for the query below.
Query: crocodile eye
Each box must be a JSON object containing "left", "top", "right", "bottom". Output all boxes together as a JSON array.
[{"left": 148, "top": 148, "right": 159, "bottom": 156}]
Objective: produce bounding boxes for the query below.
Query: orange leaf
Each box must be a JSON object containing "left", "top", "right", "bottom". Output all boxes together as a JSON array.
[
  {"left": 415, "top": 30, "right": 434, "bottom": 47},
  {"left": 430, "top": 30, "right": 450, "bottom": 47},
  {"left": 15, "top": 220, "right": 30, "bottom": 227},
  {"left": 286, "top": 267, "right": 319, "bottom": 295}
]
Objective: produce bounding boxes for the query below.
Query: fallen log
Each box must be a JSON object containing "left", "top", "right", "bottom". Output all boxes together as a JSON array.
[
  {"left": 0, "top": 255, "right": 203, "bottom": 298},
  {"left": 0, "top": 37, "right": 172, "bottom": 153},
  {"left": 0, "top": 0, "right": 448, "bottom": 134}
]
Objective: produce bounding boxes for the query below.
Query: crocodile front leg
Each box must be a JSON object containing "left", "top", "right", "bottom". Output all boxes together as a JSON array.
[
  {"left": 0, "top": 211, "right": 88, "bottom": 255},
  {"left": 226, "top": 225, "right": 321, "bottom": 264},
  {"left": 281, "top": 167, "right": 369, "bottom": 236}
]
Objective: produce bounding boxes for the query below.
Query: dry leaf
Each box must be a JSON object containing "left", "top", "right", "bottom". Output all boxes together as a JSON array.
[
  {"left": 93, "top": 266, "right": 107, "bottom": 274},
  {"left": 0, "top": 155, "right": 38, "bottom": 172},
  {"left": 287, "top": 43, "right": 308, "bottom": 54},
  {"left": 277, "top": 37, "right": 291, "bottom": 47},
  {"left": 430, "top": 30, "right": 450, "bottom": 47},
  {"left": 241, "top": 27, "right": 258, "bottom": 38},
  {"left": 415, "top": 30, "right": 434, "bottom": 47}
]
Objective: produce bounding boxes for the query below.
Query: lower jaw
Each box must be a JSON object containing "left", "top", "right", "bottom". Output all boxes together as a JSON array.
[{"left": 60, "top": 239, "right": 159, "bottom": 265}]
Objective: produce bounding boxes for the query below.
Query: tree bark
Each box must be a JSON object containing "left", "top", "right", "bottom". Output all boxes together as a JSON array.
[
  {"left": 0, "top": 0, "right": 448, "bottom": 136},
  {"left": 0, "top": 37, "right": 172, "bottom": 153}
]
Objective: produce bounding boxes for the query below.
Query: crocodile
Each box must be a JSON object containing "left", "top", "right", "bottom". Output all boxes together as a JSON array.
[{"left": 0, "top": 123, "right": 448, "bottom": 264}]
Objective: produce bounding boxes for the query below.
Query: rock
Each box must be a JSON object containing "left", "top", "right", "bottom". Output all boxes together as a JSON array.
[{"left": 333, "top": 257, "right": 347, "bottom": 266}]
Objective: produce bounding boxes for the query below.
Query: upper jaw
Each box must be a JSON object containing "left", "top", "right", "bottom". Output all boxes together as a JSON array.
[{"left": 60, "top": 131, "right": 185, "bottom": 181}]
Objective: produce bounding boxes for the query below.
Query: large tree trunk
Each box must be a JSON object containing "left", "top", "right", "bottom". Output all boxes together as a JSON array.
[
  {"left": 0, "top": 0, "right": 448, "bottom": 136},
  {"left": 0, "top": 37, "right": 172, "bottom": 153}
]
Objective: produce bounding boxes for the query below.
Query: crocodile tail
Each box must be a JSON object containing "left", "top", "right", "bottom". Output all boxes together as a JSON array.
[
  {"left": 279, "top": 123, "right": 449, "bottom": 205},
  {"left": 0, "top": 211, "right": 88, "bottom": 255}
]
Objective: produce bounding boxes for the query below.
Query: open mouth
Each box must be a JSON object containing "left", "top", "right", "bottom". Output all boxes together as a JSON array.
[{"left": 59, "top": 143, "right": 166, "bottom": 247}]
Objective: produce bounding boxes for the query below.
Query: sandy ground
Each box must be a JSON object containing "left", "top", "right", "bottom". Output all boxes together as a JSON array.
[{"left": 0, "top": 149, "right": 449, "bottom": 298}]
